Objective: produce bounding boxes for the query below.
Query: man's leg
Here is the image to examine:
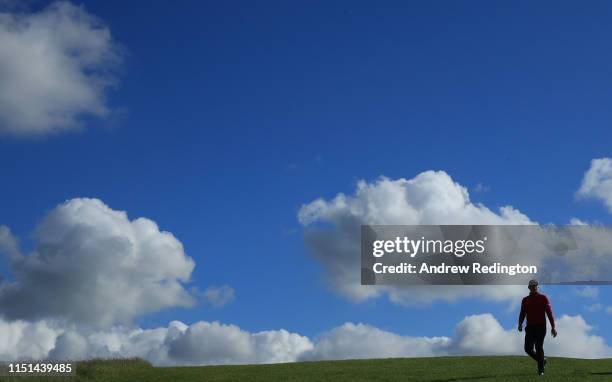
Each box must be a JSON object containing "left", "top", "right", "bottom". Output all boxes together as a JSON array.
[
  {"left": 524, "top": 326, "right": 538, "bottom": 362},
  {"left": 535, "top": 326, "right": 547, "bottom": 372}
]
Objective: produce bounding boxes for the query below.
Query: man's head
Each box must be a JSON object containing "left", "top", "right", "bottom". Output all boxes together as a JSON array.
[{"left": 528, "top": 279, "right": 539, "bottom": 294}]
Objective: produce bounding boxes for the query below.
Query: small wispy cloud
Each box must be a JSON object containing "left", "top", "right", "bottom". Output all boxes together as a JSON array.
[
  {"left": 574, "top": 286, "right": 599, "bottom": 299},
  {"left": 474, "top": 182, "right": 490, "bottom": 193},
  {"left": 201, "top": 285, "right": 235, "bottom": 308}
]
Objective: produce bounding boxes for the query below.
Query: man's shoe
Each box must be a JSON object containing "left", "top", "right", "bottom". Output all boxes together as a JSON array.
[{"left": 538, "top": 370, "right": 545, "bottom": 376}]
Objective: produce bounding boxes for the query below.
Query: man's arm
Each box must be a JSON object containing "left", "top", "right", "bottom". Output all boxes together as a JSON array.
[
  {"left": 545, "top": 295, "right": 557, "bottom": 337},
  {"left": 518, "top": 298, "right": 526, "bottom": 331}
]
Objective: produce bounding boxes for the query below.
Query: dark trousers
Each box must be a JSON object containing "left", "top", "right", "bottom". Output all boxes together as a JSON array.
[{"left": 524, "top": 324, "right": 546, "bottom": 371}]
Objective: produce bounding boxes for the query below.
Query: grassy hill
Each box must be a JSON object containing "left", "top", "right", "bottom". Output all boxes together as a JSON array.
[{"left": 2, "top": 356, "right": 612, "bottom": 381}]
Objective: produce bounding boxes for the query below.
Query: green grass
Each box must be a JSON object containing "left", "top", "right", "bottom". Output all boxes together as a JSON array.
[{"left": 2, "top": 356, "right": 612, "bottom": 382}]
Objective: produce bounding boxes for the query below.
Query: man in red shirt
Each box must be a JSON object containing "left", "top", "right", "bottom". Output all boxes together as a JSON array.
[{"left": 518, "top": 279, "right": 557, "bottom": 376}]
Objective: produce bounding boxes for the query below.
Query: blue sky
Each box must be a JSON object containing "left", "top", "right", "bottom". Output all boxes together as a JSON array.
[{"left": 1, "top": 0, "right": 612, "bottom": 363}]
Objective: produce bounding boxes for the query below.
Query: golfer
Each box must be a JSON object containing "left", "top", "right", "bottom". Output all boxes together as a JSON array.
[{"left": 518, "top": 279, "right": 557, "bottom": 376}]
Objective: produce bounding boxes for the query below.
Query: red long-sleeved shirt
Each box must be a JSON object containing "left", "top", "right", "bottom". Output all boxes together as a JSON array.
[{"left": 519, "top": 292, "right": 555, "bottom": 328}]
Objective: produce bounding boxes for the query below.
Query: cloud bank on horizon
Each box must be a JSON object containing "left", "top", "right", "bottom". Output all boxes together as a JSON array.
[
  {"left": 0, "top": 313, "right": 609, "bottom": 365},
  {"left": 0, "top": 1, "right": 121, "bottom": 135}
]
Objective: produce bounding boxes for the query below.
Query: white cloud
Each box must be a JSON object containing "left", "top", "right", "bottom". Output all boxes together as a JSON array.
[
  {"left": 298, "top": 171, "right": 532, "bottom": 304},
  {"left": 577, "top": 158, "right": 612, "bottom": 213},
  {"left": 299, "top": 322, "right": 450, "bottom": 360},
  {"left": 448, "top": 314, "right": 612, "bottom": 359},
  {"left": 299, "top": 170, "right": 612, "bottom": 303},
  {"left": 0, "top": 313, "right": 609, "bottom": 365},
  {"left": 0, "top": 318, "right": 314, "bottom": 366},
  {"left": 0, "top": 319, "right": 57, "bottom": 360},
  {"left": 548, "top": 315, "right": 612, "bottom": 358},
  {"left": 587, "top": 303, "right": 603, "bottom": 312},
  {"left": 474, "top": 182, "right": 490, "bottom": 193},
  {"left": 0, "top": 225, "right": 20, "bottom": 262},
  {"left": 449, "top": 314, "right": 522, "bottom": 355},
  {"left": 586, "top": 303, "right": 612, "bottom": 315},
  {"left": 570, "top": 218, "right": 588, "bottom": 225},
  {"left": 302, "top": 313, "right": 612, "bottom": 361},
  {"left": 0, "top": 1, "right": 121, "bottom": 135},
  {"left": 166, "top": 321, "right": 312, "bottom": 365},
  {"left": 573, "top": 286, "right": 599, "bottom": 299},
  {"left": 201, "top": 285, "right": 235, "bottom": 308},
  {"left": 0, "top": 198, "right": 196, "bottom": 327}
]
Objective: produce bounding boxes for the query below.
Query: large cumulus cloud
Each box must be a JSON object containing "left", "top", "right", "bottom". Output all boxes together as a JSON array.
[
  {"left": 0, "top": 1, "right": 121, "bottom": 135},
  {"left": 298, "top": 171, "right": 532, "bottom": 303},
  {"left": 0, "top": 198, "right": 195, "bottom": 327}
]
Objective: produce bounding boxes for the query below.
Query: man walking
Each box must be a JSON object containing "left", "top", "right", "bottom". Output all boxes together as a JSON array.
[{"left": 518, "top": 279, "right": 557, "bottom": 376}]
